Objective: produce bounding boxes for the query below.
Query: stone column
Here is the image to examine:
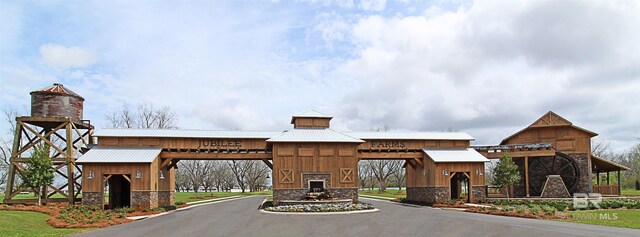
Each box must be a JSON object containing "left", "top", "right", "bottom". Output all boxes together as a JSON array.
[{"left": 82, "top": 192, "right": 103, "bottom": 207}]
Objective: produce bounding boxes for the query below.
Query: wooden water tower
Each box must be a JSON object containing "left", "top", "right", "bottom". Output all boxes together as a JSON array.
[{"left": 3, "top": 83, "right": 93, "bottom": 204}]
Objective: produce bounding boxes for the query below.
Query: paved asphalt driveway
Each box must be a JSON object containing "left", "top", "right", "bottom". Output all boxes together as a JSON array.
[{"left": 73, "top": 196, "right": 640, "bottom": 237}]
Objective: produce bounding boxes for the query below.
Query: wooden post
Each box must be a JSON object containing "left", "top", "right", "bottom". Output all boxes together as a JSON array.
[
  {"left": 3, "top": 122, "right": 22, "bottom": 202},
  {"left": 617, "top": 171, "right": 621, "bottom": 196},
  {"left": 607, "top": 171, "right": 610, "bottom": 185},
  {"left": 66, "top": 122, "right": 75, "bottom": 204},
  {"left": 597, "top": 172, "right": 600, "bottom": 185},
  {"left": 525, "top": 156, "right": 529, "bottom": 197}
]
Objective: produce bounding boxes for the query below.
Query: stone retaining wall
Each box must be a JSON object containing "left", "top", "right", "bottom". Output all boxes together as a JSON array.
[
  {"left": 82, "top": 192, "right": 103, "bottom": 207},
  {"left": 131, "top": 191, "right": 159, "bottom": 210},
  {"left": 158, "top": 191, "right": 175, "bottom": 206},
  {"left": 273, "top": 188, "right": 358, "bottom": 206},
  {"left": 406, "top": 187, "right": 449, "bottom": 204},
  {"left": 471, "top": 186, "right": 486, "bottom": 202}
]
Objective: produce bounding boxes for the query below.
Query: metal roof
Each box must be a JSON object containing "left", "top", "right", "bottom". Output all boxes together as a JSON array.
[
  {"left": 94, "top": 129, "right": 282, "bottom": 139},
  {"left": 292, "top": 110, "right": 332, "bottom": 118},
  {"left": 266, "top": 129, "right": 363, "bottom": 143},
  {"left": 31, "top": 83, "right": 83, "bottom": 99},
  {"left": 291, "top": 110, "right": 332, "bottom": 123},
  {"left": 76, "top": 146, "right": 161, "bottom": 163},
  {"left": 345, "top": 131, "right": 474, "bottom": 140},
  {"left": 423, "top": 148, "right": 490, "bottom": 162}
]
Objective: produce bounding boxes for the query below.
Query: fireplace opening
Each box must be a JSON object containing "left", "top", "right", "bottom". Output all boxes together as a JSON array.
[{"left": 309, "top": 180, "right": 324, "bottom": 192}]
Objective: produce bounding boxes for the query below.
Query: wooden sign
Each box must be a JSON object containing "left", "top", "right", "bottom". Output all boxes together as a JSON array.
[{"left": 198, "top": 139, "right": 242, "bottom": 149}]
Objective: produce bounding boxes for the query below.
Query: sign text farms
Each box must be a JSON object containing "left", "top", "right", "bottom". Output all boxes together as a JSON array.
[{"left": 370, "top": 140, "right": 406, "bottom": 149}]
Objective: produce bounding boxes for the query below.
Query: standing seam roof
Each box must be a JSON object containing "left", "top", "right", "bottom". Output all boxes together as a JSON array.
[{"left": 76, "top": 146, "right": 162, "bottom": 163}]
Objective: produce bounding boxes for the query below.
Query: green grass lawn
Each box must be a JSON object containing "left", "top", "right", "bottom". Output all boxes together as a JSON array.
[
  {"left": 562, "top": 209, "right": 640, "bottom": 229},
  {"left": 622, "top": 189, "right": 640, "bottom": 197},
  {"left": 358, "top": 189, "right": 406, "bottom": 199},
  {"left": 0, "top": 210, "right": 89, "bottom": 236},
  {"left": 174, "top": 191, "right": 272, "bottom": 204}
]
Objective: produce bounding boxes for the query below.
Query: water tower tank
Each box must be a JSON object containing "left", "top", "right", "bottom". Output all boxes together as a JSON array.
[{"left": 30, "top": 83, "right": 84, "bottom": 120}]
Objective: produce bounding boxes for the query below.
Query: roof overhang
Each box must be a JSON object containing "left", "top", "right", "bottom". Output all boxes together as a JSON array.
[
  {"left": 76, "top": 146, "right": 162, "bottom": 164},
  {"left": 423, "top": 148, "right": 490, "bottom": 163},
  {"left": 591, "top": 155, "right": 630, "bottom": 172}
]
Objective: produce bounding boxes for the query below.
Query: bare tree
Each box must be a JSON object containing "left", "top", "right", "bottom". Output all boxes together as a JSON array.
[
  {"left": 106, "top": 103, "right": 136, "bottom": 128},
  {"left": 1, "top": 109, "right": 20, "bottom": 191},
  {"left": 227, "top": 160, "right": 253, "bottom": 193},
  {"left": 246, "top": 162, "right": 269, "bottom": 192},
  {"left": 366, "top": 160, "right": 402, "bottom": 191},
  {"left": 181, "top": 160, "right": 206, "bottom": 193},
  {"left": 105, "top": 103, "right": 177, "bottom": 129},
  {"left": 389, "top": 163, "right": 406, "bottom": 190}
]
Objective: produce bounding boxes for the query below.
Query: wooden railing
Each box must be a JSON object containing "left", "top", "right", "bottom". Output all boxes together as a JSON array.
[
  {"left": 593, "top": 185, "right": 620, "bottom": 196},
  {"left": 486, "top": 185, "right": 515, "bottom": 198}
]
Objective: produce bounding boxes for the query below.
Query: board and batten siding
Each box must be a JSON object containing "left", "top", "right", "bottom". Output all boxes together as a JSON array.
[{"left": 272, "top": 143, "right": 358, "bottom": 189}]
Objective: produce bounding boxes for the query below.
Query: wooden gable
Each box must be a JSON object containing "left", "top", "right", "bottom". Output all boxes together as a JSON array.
[{"left": 530, "top": 111, "right": 572, "bottom": 127}]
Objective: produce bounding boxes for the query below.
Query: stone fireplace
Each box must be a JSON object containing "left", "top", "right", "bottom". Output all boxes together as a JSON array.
[
  {"left": 273, "top": 172, "right": 358, "bottom": 206},
  {"left": 309, "top": 180, "right": 325, "bottom": 192}
]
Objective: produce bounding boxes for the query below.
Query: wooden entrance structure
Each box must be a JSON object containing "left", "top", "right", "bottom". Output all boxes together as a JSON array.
[
  {"left": 77, "top": 110, "right": 489, "bottom": 209},
  {"left": 474, "top": 111, "right": 628, "bottom": 198}
]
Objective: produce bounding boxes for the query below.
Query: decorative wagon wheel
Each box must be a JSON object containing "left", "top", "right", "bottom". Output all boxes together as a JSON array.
[{"left": 528, "top": 152, "right": 580, "bottom": 196}]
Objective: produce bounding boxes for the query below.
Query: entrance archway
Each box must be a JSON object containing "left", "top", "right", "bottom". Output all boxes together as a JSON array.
[
  {"left": 450, "top": 172, "right": 470, "bottom": 202},
  {"left": 104, "top": 175, "right": 131, "bottom": 209}
]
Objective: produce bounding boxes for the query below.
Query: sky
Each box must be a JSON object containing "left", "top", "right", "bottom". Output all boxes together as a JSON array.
[{"left": 1, "top": 0, "right": 639, "bottom": 152}]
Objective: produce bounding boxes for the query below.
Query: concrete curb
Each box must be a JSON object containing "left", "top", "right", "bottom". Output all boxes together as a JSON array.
[
  {"left": 259, "top": 197, "right": 380, "bottom": 215},
  {"left": 186, "top": 195, "right": 242, "bottom": 205},
  {"left": 126, "top": 195, "right": 254, "bottom": 220},
  {"left": 359, "top": 195, "right": 396, "bottom": 200},
  {"left": 259, "top": 208, "right": 380, "bottom": 215},
  {"left": 360, "top": 197, "right": 436, "bottom": 209}
]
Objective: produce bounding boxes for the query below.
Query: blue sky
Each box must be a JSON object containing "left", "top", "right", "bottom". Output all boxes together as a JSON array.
[{"left": 1, "top": 0, "right": 639, "bottom": 152}]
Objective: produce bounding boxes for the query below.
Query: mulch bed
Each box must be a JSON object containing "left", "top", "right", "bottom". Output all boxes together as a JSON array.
[{"left": 0, "top": 203, "right": 179, "bottom": 228}]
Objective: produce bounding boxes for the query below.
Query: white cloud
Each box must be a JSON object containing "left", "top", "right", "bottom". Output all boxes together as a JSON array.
[
  {"left": 39, "top": 44, "right": 97, "bottom": 69},
  {"left": 359, "top": 0, "right": 386, "bottom": 11},
  {"left": 333, "top": 0, "right": 640, "bottom": 151}
]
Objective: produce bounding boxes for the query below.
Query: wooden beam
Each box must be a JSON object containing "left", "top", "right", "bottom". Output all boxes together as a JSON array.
[
  {"left": 160, "top": 158, "right": 173, "bottom": 169},
  {"left": 261, "top": 159, "right": 273, "bottom": 169},
  {"left": 160, "top": 152, "right": 272, "bottom": 160},
  {"left": 17, "top": 121, "right": 68, "bottom": 158},
  {"left": 122, "top": 174, "right": 131, "bottom": 183},
  {"left": 413, "top": 157, "right": 423, "bottom": 167},
  {"left": 358, "top": 152, "right": 423, "bottom": 160},
  {"left": 482, "top": 150, "right": 556, "bottom": 159},
  {"left": 104, "top": 174, "right": 112, "bottom": 183},
  {"left": 168, "top": 160, "right": 179, "bottom": 169},
  {"left": 525, "top": 156, "right": 530, "bottom": 197}
]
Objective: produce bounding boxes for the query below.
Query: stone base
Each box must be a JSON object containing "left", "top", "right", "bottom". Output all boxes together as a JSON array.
[
  {"left": 158, "top": 191, "right": 175, "bottom": 206},
  {"left": 82, "top": 192, "right": 103, "bottom": 207},
  {"left": 273, "top": 188, "right": 358, "bottom": 206},
  {"left": 569, "top": 153, "right": 592, "bottom": 194},
  {"left": 406, "top": 187, "right": 450, "bottom": 204},
  {"left": 471, "top": 186, "right": 486, "bottom": 202},
  {"left": 131, "top": 191, "right": 159, "bottom": 210},
  {"left": 326, "top": 188, "right": 358, "bottom": 202},
  {"left": 541, "top": 175, "right": 571, "bottom": 198},
  {"left": 278, "top": 199, "right": 353, "bottom": 206}
]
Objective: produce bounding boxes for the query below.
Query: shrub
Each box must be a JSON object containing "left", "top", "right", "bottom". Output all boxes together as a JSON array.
[
  {"left": 530, "top": 205, "right": 542, "bottom": 215},
  {"left": 516, "top": 205, "right": 526, "bottom": 214},
  {"left": 540, "top": 205, "right": 556, "bottom": 215},
  {"left": 264, "top": 203, "right": 374, "bottom": 212}
]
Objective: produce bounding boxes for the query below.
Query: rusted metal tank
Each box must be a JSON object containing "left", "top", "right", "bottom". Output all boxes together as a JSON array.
[{"left": 30, "top": 83, "right": 84, "bottom": 120}]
